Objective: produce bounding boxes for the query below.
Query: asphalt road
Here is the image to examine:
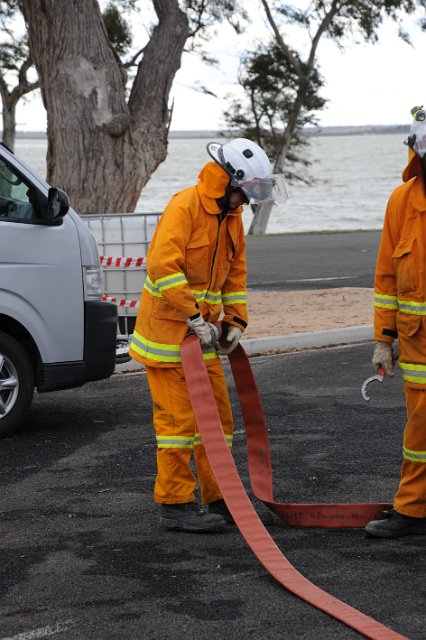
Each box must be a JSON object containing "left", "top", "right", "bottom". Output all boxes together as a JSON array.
[
  {"left": 246, "top": 230, "right": 381, "bottom": 290},
  {"left": 1, "top": 343, "right": 424, "bottom": 640}
]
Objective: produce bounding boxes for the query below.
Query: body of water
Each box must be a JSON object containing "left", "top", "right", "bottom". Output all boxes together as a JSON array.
[{"left": 15, "top": 132, "right": 408, "bottom": 234}]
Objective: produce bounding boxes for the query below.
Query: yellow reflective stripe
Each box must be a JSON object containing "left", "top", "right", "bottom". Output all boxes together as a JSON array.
[
  {"left": 192, "top": 290, "right": 222, "bottom": 304},
  {"left": 130, "top": 330, "right": 181, "bottom": 363},
  {"left": 157, "top": 435, "right": 193, "bottom": 449},
  {"left": 222, "top": 290, "right": 247, "bottom": 305},
  {"left": 203, "top": 351, "right": 218, "bottom": 360},
  {"left": 398, "top": 299, "right": 426, "bottom": 315},
  {"left": 375, "top": 295, "right": 426, "bottom": 314},
  {"left": 144, "top": 275, "right": 163, "bottom": 297},
  {"left": 205, "top": 290, "right": 222, "bottom": 304},
  {"left": 130, "top": 330, "right": 218, "bottom": 363},
  {"left": 144, "top": 280, "right": 221, "bottom": 304},
  {"left": 193, "top": 289, "right": 207, "bottom": 301},
  {"left": 374, "top": 292, "right": 398, "bottom": 310},
  {"left": 399, "top": 362, "right": 426, "bottom": 384},
  {"left": 403, "top": 446, "right": 426, "bottom": 462},
  {"left": 156, "top": 272, "right": 188, "bottom": 292},
  {"left": 144, "top": 273, "right": 189, "bottom": 296},
  {"left": 193, "top": 432, "right": 233, "bottom": 447}
]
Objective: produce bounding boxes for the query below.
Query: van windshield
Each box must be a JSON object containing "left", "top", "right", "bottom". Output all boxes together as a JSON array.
[{"left": 0, "top": 160, "right": 44, "bottom": 222}]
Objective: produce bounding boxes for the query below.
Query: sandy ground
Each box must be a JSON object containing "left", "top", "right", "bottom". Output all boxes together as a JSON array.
[{"left": 243, "top": 287, "right": 374, "bottom": 339}]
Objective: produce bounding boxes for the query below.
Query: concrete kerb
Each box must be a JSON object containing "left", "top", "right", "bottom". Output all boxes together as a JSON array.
[{"left": 115, "top": 324, "right": 374, "bottom": 374}]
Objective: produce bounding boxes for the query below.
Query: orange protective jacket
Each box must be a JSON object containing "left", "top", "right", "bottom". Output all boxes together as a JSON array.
[
  {"left": 374, "top": 149, "right": 426, "bottom": 388},
  {"left": 129, "top": 162, "right": 248, "bottom": 367}
]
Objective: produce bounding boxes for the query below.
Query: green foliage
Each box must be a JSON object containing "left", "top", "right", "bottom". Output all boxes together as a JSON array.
[
  {"left": 182, "top": 0, "right": 245, "bottom": 42},
  {"left": 0, "top": 0, "right": 29, "bottom": 69},
  {"left": 102, "top": 1, "right": 133, "bottom": 56},
  {"left": 0, "top": 0, "right": 21, "bottom": 20},
  {"left": 275, "top": 0, "right": 426, "bottom": 44},
  {"left": 224, "top": 0, "right": 426, "bottom": 184},
  {"left": 224, "top": 42, "right": 325, "bottom": 181},
  {"left": 0, "top": 40, "right": 29, "bottom": 72}
]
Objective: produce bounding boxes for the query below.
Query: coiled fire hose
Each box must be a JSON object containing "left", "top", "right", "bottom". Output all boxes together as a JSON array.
[{"left": 180, "top": 333, "right": 407, "bottom": 640}]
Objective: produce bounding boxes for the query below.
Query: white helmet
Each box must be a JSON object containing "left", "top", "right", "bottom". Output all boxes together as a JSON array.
[{"left": 207, "top": 138, "right": 275, "bottom": 204}]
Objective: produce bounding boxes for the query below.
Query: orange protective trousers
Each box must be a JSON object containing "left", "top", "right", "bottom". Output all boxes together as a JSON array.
[
  {"left": 394, "top": 384, "right": 426, "bottom": 517},
  {"left": 145, "top": 359, "right": 234, "bottom": 505}
]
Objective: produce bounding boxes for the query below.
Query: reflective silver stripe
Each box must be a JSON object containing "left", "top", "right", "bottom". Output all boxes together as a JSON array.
[
  {"left": 144, "top": 280, "right": 220, "bottom": 305},
  {"left": 130, "top": 330, "right": 181, "bottom": 363},
  {"left": 375, "top": 292, "right": 426, "bottom": 314},
  {"left": 157, "top": 272, "right": 188, "bottom": 292},
  {"left": 205, "top": 290, "right": 222, "bottom": 304},
  {"left": 399, "top": 362, "right": 426, "bottom": 385},
  {"left": 144, "top": 275, "right": 162, "bottom": 297},
  {"left": 193, "top": 289, "right": 207, "bottom": 301},
  {"left": 130, "top": 330, "right": 218, "bottom": 363},
  {"left": 192, "top": 289, "right": 222, "bottom": 304},
  {"left": 222, "top": 291, "right": 247, "bottom": 305},
  {"left": 374, "top": 293, "right": 398, "bottom": 309},
  {"left": 194, "top": 432, "right": 233, "bottom": 447},
  {"left": 144, "top": 273, "right": 188, "bottom": 296},
  {"left": 398, "top": 300, "right": 426, "bottom": 315},
  {"left": 157, "top": 435, "right": 193, "bottom": 449},
  {"left": 403, "top": 446, "right": 426, "bottom": 462}
]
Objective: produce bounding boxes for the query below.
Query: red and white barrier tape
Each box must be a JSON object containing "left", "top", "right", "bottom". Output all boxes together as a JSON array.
[
  {"left": 102, "top": 295, "right": 139, "bottom": 308},
  {"left": 100, "top": 256, "right": 145, "bottom": 268}
]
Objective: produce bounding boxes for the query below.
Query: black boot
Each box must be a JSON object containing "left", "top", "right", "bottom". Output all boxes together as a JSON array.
[
  {"left": 208, "top": 499, "right": 235, "bottom": 524},
  {"left": 365, "top": 508, "right": 426, "bottom": 538},
  {"left": 160, "top": 502, "right": 226, "bottom": 532}
]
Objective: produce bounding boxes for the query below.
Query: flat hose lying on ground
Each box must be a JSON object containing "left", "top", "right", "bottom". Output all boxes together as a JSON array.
[{"left": 181, "top": 334, "right": 407, "bottom": 640}]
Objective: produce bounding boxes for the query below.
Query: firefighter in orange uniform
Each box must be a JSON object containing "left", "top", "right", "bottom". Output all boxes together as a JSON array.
[
  {"left": 365, "top": 107, "right": 426, "bottom": 537},
  {"left": 130, "top": 139, "right": 279, "bottom": 532}
]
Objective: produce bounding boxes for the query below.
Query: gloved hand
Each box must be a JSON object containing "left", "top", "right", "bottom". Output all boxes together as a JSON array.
[
  {"left": 217, "top": 325, "right": 242, "bottom": 355},
  {"left": 372, "top": 341, "right": 394, "bottom": 377},
  {"left": 186, "top": 314, "right": 219, "bottom": 349}
]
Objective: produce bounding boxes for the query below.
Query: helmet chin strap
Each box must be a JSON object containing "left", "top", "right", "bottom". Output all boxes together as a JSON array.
[
  {"left": 217, "top": 181, "right": 233, "bottom": 218},
  {"left": 421, "top": 155, "right": 426, "bottom": 193}
]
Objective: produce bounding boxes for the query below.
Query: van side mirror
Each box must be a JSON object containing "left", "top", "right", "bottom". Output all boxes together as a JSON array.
[{"left": 47, "top": 188, "right": 69, "bottom": 221}]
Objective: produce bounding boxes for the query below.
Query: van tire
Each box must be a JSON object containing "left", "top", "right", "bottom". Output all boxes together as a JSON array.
[{"left": 0, "top": 332, "right": 34, "bottom": 437}]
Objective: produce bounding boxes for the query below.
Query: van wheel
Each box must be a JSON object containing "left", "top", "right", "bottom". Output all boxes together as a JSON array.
[{"left": 0, "top": 332, "right": 34, "bottom": 437}]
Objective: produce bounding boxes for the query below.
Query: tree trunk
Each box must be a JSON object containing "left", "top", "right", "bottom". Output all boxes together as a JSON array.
[
  {"left": 21, "top": 0, "right": 189, "bottom": 214},
  {"left": 1, "top": 96, "right": 17, "bottom": 152},
  {"left": 248, "top": 91, "right": 304, "bottom": 234},
  {"left": 248, "top": 201, "right": 273, "bottom": 234}
]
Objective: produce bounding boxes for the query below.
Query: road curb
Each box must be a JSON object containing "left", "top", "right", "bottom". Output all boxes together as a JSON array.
[
  {"left": 115, "top": 324, "right": 374, "bottom": 373},
  {"left": 241, "top": 324, "right": 373, "bottom": 355}
]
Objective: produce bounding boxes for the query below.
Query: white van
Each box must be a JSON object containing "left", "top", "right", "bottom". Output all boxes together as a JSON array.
[{"left": 0, "top": 143, "right": 117, "bottom": 437}]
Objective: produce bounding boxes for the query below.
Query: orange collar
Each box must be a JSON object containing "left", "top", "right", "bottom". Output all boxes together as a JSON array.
[{"left": 196, "top": 161, "right": 243, "bottom": 215}]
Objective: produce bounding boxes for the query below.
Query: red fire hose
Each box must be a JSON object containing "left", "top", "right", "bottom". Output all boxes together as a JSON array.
[{"left": 181, "top": 334, "right": 407, "bottom": 640}]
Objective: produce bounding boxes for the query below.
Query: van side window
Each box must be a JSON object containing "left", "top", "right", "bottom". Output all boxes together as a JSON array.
[{"left": 0, "top": 161, "right": 43, "bottom": 221}]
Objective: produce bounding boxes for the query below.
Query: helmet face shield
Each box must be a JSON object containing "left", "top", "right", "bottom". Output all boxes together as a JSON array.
[
  {"left": 239, "top": 176, "right": 275, "bottom": 204},
  {"left": 271, "top": 173, "right": 289, "bottom": 204},
  {"left": 407, "top": 122, "right": 426, "bottom": 158},
  {"left": 406, "top": 106, "right": 426, "bottom": 158},
  {"left": 239, "top": 173, "right": 289, "bottom": 205}
]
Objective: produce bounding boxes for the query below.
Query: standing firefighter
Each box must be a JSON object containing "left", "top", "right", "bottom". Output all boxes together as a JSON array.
[
  {"left": 130, "top": 139, "right": 278, "bottom": 532},
  {"left": 365, "top": 107, "right": 426, "bottom": 538}
]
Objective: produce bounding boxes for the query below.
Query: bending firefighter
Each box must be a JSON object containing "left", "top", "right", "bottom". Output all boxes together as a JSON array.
[
  {"left": 365, "top": 106, "right": 426, "bottom": 538},
  {"left": 130, "top": 138, "right": 279, "bottom": 532}
]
